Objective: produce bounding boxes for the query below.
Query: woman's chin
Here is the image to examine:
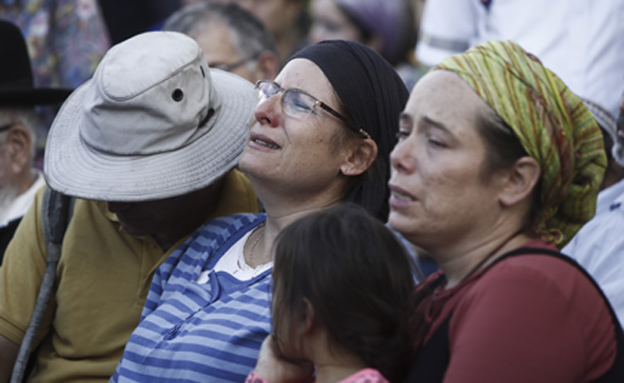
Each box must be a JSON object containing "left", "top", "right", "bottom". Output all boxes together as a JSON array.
[
  {"left": 388, "top": 209, "right": 408, "bottom": 228},
  {"left": 238, "top": 151, "right": 262, "bottom": 174},
  {"left": 388, "top": 212, "right": 419, "bottom": 241},
  {"left": 239, "top": 145, "right": 278, "bottom": 172}
]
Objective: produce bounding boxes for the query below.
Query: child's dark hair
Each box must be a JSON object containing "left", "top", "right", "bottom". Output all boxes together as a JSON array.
[{"left": 271, "top": 202, "right": 415, "bottom": 382}]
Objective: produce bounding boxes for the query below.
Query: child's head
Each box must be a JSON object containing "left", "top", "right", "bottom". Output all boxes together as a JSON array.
[{"left": 271, "top": 202, "right": 415, "bottom": 382}]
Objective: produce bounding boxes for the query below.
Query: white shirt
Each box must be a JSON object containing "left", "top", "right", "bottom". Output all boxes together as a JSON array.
[
  {"left": 196, "top": 228, "right": 272, "bottom": 283},
  {"left": 416, "top": 0, "right": 624, "bottom": 118},
  {"left": 0, "top": 170, "right": 46, "bottom": 227},
  {"left": 563, "top": 180, "right": 624, "bottom": 326},
  {"left": 596, "top": 179, "right": 624, "bottom": 216}
]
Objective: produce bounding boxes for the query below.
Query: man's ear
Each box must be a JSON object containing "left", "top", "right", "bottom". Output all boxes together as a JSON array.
[
  {"left": 255, "top": 51, "right": 280, "bottom": 82},
  {"left": 5, "top": 124, "right": 32, "bottom": 174},
  {"left": 339, "top": 138, "right": 378, "bottom": 177},
  {"left": 499, "top": 156, "right": 541, "bottom": 208}
]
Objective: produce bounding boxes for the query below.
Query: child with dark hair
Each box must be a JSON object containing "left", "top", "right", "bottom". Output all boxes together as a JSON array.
[{"left": 245, "top": 203, "right": 415, "bottom": 383}]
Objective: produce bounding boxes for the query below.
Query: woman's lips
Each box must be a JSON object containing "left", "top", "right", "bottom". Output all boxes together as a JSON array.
[
  {"left": 389, "top": 184, "right": 416, "bottom": 207},
  {"left": 248, "top": 132, "right": 281, "bottom": 150}
]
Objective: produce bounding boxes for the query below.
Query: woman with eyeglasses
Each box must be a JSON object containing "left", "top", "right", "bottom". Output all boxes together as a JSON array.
[{"left": 110, "top": 40, "right": 410, "bottom": 383}]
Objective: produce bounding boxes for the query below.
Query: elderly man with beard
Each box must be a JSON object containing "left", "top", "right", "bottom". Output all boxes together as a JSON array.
[{"left": 0, "top": 20, "right": 71, "bottom": 258}]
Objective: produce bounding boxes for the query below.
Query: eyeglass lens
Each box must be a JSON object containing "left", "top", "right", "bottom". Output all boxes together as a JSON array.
[
  {"left": 255, "top": 81, "right": 370, "bottom": 139},
  {"left": 257, "top": 82, "right": 315, "bottom": 120}
]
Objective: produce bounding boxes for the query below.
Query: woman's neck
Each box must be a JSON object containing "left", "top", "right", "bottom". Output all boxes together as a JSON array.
[
  {"left": 246, "top": 200, "right": 342, "bottom": 267},
  {"left": 245, "top": 175, "right": 350, "bottom": 266},
  {"left": 423, "top": 213, "right": 530, "bottom": 288},
  {"left": 437, "top": 231, "right": 530, "bottom": 289},
  {"left": 254, "top": 176, "right": 347, "bottom": 219}
]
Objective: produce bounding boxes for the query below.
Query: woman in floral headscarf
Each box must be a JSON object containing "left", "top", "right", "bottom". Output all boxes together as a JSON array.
[{"left": 389, "top": 40, "right": 624, "bottom": 382}]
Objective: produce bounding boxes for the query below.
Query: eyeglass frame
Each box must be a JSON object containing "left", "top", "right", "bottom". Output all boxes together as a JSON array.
[
  {"left": 213, "top": 51, "right": 262, "bottom": 72},
  {"left": 254, "top": 80, "right": 371, "bottom": 139},
  {"left": 0, "top": 124, "right": 14, "bottom": 134}
]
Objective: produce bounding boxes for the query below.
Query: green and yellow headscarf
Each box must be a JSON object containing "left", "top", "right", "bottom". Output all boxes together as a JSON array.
[{"left": 433, "top": 40, "right": 606, "bottom": 248}]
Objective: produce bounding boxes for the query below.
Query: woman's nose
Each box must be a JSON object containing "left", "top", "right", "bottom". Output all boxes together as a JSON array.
[
  {"left": 254, "top": 94, "right": 281, "bottom": 128},
  {"left": 390, "top": 139, "right": 416, "bottom": 173}
]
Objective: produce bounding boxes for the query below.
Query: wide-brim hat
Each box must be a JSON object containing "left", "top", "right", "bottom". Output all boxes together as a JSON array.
[
  {"left": 44, "top": 31, "right": 257, "bottom": 201},
  {"left": 0, "top": 20, "right": 72, "bottom": 105}
]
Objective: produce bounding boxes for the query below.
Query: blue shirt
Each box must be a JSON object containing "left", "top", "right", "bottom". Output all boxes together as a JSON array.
[
  {"left": 111, "top": 213, "right": 270, "bottom": 383},
  {"left": 563, "top": 180, "right": 624, "bottom": 326},
  {"left": 595, "top": 179, "right": 624, "bottom": 216}
]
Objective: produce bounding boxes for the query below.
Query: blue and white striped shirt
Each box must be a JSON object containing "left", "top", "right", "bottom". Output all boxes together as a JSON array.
[{"left": 111, "top": 213, "right": 270, "bottom": 383}]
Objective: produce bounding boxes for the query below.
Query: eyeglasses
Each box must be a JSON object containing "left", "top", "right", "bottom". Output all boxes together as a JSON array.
[
  {"left": 255, "top": 80, "right": 371, "bottom": 139},
  {"left": 213, "top": 52, "right": 262, "bottom": 72},
  {"left": 0, "top": 124, "right": 14, "bottom": 133}
]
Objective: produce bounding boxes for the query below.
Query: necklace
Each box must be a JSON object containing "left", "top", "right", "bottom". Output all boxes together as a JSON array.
[
  {"left": 412, "top": 228, "right": 525, "bottom": 353},
  {"left": 248, "top": 223, "right": 266, "bottom": 264},
  {"left": 461, "top": 228, "right": 525, "bottom": 282}
]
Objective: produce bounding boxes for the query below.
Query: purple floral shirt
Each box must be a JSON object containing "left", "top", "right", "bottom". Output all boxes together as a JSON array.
[
  {"left": 1, "top": 0, "right": 110, "bottom": 167},
  {"left": 1, "top": 0, "right": 110, "bottom": 89}
]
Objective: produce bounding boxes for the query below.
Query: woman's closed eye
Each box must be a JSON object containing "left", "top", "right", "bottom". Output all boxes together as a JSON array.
[
  {"left": 285, "top": 91, "right": 315, "bottom": 114},
  {"left": 292, "top": 98, "right": 313, "bottom": 113},
  {"left": 397, "top": 113, "right": 414, "bottom": 140},
  {"left": 396, "top": 130, "right": 410, "bottom": 140},
  {"left": 426, "top": 135, "right": 447, "bottom": 148}
]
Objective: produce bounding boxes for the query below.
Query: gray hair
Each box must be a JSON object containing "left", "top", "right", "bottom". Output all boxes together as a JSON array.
[
  {"left": 580, "top": 98, "right": 619, "bottom": 164},
  {"left": 0, "top": 106, "right": 38, "bottom": 159},
  {"left": 163, "top": 2, "right": 278, "bottom": 73}
]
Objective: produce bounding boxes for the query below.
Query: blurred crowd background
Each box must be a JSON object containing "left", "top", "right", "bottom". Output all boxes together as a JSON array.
[{"left": 0, "top": 0, "right": 429, "bottom": 169}]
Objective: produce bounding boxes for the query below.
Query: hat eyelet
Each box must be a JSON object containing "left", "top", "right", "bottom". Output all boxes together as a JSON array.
[{"left": 172, "top": 89, "right": 184, "bottom": 102}]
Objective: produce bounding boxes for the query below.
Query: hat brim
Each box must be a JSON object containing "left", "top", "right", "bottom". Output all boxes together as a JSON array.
[
  {"left": 44, "top": 69, "right": 257, "bottom": 202},
  {"left": 0, "top": 88, "right": 73, "bottom": 105}
]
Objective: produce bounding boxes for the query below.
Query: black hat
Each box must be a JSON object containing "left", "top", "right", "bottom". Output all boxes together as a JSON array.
[{"left": 0, "top": 20, "right": 73, "bottom": 105}]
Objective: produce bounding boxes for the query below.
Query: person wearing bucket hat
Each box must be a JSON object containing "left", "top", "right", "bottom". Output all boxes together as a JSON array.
[
  {"left": 389, "top": 40, "right": 623, "bottom": 381},
  {"left": 0, "top": 20, "right": 72, "bottom": 258},
  {"left": 0, "top": 31, "right": 258, "bottom": 383},
  {"left": 111, "top": 40, "right": 410, "bottom": 383}
]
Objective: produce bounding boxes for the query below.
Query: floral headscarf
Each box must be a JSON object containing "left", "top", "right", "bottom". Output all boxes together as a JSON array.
[{"left": 434, "top": 40, "right": 606, "bottom": 247}]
